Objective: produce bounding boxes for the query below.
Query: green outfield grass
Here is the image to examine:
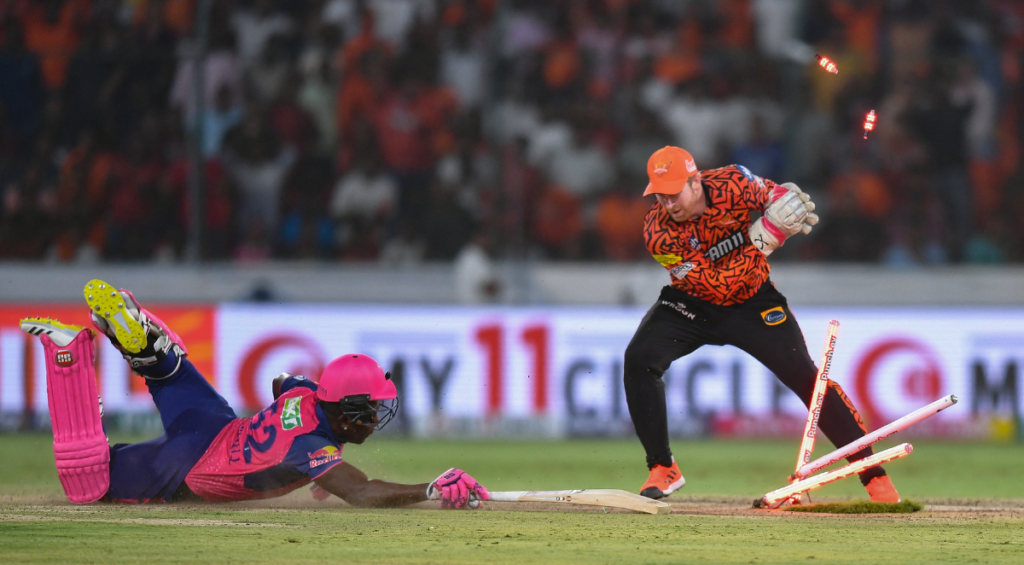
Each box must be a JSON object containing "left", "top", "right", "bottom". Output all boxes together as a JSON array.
[
  {"left": 4, "top": 434, "right": 1024, "bottom": 499},
  {"left": 2, "top": 434, "right": 1023, "bottom": 564}
]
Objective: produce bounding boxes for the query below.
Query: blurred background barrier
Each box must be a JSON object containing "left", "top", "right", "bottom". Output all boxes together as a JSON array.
[
  {"left": 3, "top": 263, "right": 1024, "bottom": 305},
  {"left": 3, "top": 302, "right": 1021, "bottom": 441}
]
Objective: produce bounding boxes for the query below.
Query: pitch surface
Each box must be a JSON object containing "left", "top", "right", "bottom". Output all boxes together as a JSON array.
[{"left": 2, "top": 436, "right": 1022, "bottom": 564}]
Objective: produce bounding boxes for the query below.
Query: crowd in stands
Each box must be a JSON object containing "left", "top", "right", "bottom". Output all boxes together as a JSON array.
[{"left": 1, "top": 0, "right": 1022, "bottom": 265}]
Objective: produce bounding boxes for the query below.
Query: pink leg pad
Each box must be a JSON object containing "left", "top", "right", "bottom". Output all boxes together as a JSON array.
[
  {"left": 120, "top": 288, "right": 189, "bottom": 356},
  {"left": 42, "top": 330, "right": 110, "bottom": 504}
]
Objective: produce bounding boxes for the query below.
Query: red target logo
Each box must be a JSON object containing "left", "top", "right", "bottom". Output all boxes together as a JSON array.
[
  {"left": 55, "top": 350, "right": 75, "bottom": 367},
  {"left": 853, "top": 338, "right": 943, "bottom": 427}
]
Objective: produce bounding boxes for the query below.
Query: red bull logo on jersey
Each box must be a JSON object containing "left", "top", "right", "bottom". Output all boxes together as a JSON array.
[
  {"left": 309, "top": 445, "right": 343, "bottom": 468},
  {"left": 281, "top": 397, "right": 303, "bottom": 430}
]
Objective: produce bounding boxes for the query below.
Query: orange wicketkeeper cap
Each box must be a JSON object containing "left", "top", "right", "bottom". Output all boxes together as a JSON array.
[{"left": 643, "top": 146, "right": 698, "bottom": 196}]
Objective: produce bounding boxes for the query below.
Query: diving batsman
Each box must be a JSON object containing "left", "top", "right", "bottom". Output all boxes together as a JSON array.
[
  {"left": 627, "top": 146, "right": 900, "bottom": 503},
  {"left": 21, "top": 280, "right": 488, "bottom": 508}
]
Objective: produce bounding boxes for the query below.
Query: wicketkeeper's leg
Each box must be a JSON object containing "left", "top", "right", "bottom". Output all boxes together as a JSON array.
[
  {"left": 728, "top": 292, "right": 886, "bottom": 485},
  {"left": 623, "top": 300, "right": 708, "bottom": 469}
]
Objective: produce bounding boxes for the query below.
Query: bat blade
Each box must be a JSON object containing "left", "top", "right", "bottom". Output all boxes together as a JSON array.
[{"left": 488, "top": 489, "right": 672, "bottom": 515}]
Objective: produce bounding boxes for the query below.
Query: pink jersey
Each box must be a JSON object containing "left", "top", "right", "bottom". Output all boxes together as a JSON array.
[{"left": 184, "top": 380, "right": 344, "bottom": 501}]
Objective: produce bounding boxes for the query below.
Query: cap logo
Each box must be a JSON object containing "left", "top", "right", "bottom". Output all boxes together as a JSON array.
[
  {"left": 685, "top": 159, "right": 696, "bottom": 173},
  {"left": 653, "top": 160, "right": 672, "bottom": 177}
]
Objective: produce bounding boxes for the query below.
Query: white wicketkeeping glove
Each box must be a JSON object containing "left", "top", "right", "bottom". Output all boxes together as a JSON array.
[
  {"left": 750, "top": 183, "right": 819, "bottom": 257},
  {"left": 766, "top": 182, "right": 818, "bottom": 237},
  {"left": 749, "top": 218, "right": 781, "bottom": 257}
]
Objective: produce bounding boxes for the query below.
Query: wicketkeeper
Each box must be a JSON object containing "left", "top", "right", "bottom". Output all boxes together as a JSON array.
[
  {"left": 626, "top": 146, "right": 900, "bottom": 503},
  {"left": 22, "top": 280, "right": 489, "bottom": 508}
]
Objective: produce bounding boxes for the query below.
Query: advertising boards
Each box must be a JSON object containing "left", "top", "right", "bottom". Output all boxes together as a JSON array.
[{"left": 1, "top": 304, "right": 1020, "bottom": 439}]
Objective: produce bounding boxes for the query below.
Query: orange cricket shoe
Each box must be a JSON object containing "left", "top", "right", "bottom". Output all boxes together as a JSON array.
[
  {"left": 640, "top": 460, "right": 685, "bottom": 499},
  {"left": 865, "top": 475, "right": 900, "bottom": 503}
]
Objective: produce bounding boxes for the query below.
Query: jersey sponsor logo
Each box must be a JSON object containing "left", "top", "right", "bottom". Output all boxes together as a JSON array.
[
  {"left": 281, "top": 397, "right": 303, "bottom": 430},
  {"left": 55, "top": 349, "right": 74, "bottom": 367},
  {"left": 652, "top": 253, "right": 683, "bottom": 267},
  {"left": 661, "top": 300, "right": 696, "bottom": 320},
  {"left": 688, "top": 236, "right": 700, "bottom": 251},
  {"left": 670, "top": 262, "right": 694, "bottom": 280},
  {"left": 736, "top": 164, "right": 765, "bottom": 190},
  {"left": 705, "top": 231, "right": 746, "bottom": 262},
  {"left": 715, "top": 213, "right": 739, "bottom": 227},
  {"left": 309, "top": 445, "right": 343, "bottom": 468},
  {"left": 761, "top": 306, "right": 787, "bottom": 326}
]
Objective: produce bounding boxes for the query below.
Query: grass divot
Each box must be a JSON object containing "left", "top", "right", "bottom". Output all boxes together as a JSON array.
[{"left": 782, "top": 500, "right": 924, "bottom": 514}]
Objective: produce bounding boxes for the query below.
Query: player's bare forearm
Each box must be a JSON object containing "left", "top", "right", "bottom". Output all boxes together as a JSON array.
[{"left": 314, "top": 461, "right": 430, "bottom": 508}]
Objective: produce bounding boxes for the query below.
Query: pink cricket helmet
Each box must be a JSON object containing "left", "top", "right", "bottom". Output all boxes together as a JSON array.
[{"left": 316, "top": 353, "right": 397, "bottom": 403}]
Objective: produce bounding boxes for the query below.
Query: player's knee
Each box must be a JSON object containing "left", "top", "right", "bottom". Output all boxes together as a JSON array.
[{"left": 624, "top": 342, "right": 662, "bottom": 381}]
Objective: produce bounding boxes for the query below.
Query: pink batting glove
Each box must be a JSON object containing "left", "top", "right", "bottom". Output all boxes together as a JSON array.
[{"left": 427, "top": 468, "right": 490, "bottom": 509}]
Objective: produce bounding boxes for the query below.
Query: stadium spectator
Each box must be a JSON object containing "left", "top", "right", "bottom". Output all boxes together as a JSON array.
[
  {"left": 371, "top": 67, "right": 456, "bottom": 227},
  {"left": 297, "top": 23, "right": 341, "bottom": 155},
  {"left": 1, "top": 162, "right": 55, "bottom": 259},
  {"left": 531, "top": 184, "right": 584, "bottom": 259},
  {"left": 201, "top": 84, "right": 242, "bottom": 157},
  {"left": 104, "top": 123, "right": 163, "bottom": 260},
  {"left": 544, "top": 122, "right": 614, "bottom": 200},
  {"left": 454, "top": 230, "right": 502, "bottom": 303},
  {"left": 423, "top": 159, "right": 478, "bottom": 261},
  {"left": 731, "top": 115, "right": 787, "bottom": 183},
  {"left": 169, "top": 26, "right": 242, "bottom": 126},
  {"left": 0, "top": 0, "right": 1020, "bottom": 266},
  {"left": 269, "top": 79, "right": 318, "bottom": 155},
  {"left": 331, "top": 150, "right": 396, "bottom": 221},
  {"left": 379, "top": 224, "right": 426, "bottom": 265},
  {"left": 21, "top": 0, "right": 86, "bottom": 90},
  {"left": 595, "top": 177, "right": 652, "bottom": 262},
  {"left": 277, "top": 130, "right": 335, "bottom": 260},
  {"left": 230, "top": 0, "right": 293, "bottom": 67},
  {"left": 901, "top": 68, "right": 973, "bottom": 262},
  {"left": 0, "top": 21, "right": 44, "bottom": 143},
  {"left": 440, "top": 23, "right": 485, "bottom": 110},
  {"left": 247, "top": 33, "right": 293, "bottom": 104},
  {"left": 222, "top": 103, "right": 297, "bottom": 250}
]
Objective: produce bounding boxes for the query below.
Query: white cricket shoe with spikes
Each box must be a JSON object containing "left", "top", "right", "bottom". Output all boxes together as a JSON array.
[{"left": 20, "top": 318, "right": 90, "bottom": 347}]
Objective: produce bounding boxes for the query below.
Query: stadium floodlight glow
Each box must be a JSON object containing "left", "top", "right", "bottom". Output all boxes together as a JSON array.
[
  {"left": 759, "top": 443, "right": 913, "bottom": 509},
  {"left": 794, "top": 394, "right": 957, "bottom": 480}
]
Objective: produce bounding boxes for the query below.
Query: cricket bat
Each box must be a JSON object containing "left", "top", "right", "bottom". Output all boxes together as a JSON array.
[{"left": 487, "top": 489, "right": 672, "bottom": 515}]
